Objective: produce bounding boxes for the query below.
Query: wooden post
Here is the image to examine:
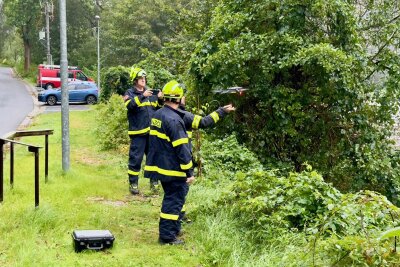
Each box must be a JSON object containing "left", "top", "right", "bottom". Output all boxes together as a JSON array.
[
  {"left": 45, "top": 134, "right": 49, "bottom": 183},
  {"left": 28, "top": 146, "right": 40, "bottom": 207},
  {"left": 10, "top": 142, "right": 14, "bottom": 188},
  {"left": 0, "top": 139, "right": 4, "bottom": 203}
]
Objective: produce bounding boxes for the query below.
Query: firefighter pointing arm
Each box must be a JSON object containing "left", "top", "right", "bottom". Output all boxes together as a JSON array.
[
  {"left": 176, "top": 96, "right": 235, "bottom": 223},
  {"left": 179, "top": 95, "right": 235, "bottom": 137}
]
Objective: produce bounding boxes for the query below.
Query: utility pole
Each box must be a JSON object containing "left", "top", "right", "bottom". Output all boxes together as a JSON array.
[
  {"left": 95, "top": 15, "right": 100, "bottom": 93},
  {"left": 94, "top": 0, "right": 101, "bottom": 94},
  {"left": 59, "top": 0, "right": 70, "bottom": 171},
  {"left": 44, "top": 0, "right": 53, "bottom": 65}
]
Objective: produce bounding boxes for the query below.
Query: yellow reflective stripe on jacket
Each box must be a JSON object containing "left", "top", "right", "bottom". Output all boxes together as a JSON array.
[
  {"left": 181, "top": 205, "right": 186, "bottom": 212},
  {"left": 144, "top": 165, "right": 186, "bottom": 177},
  {"left": 129, "top": 96, "right": 157, "bottom": 107},
  {"left": 180, "top": 160, "right": 193, "bottom": 170},
  {"left": 187, "top": 131, "right": 192, "bottom": 139},
  {"left": 149, "top": 129, "right": 170, "bottom": 142},
  {"left": 160, "top": 212, "right": 179, "bottom": 221},
  {"left": 128, "top": 170, "right": 140, "bottom": 176},
  {"left": 125, "top": 99, "right": 132, "bottom": 107},
  {"left": 172, "top": 138, "right": 189, "bottom": 147},
  {"left": 138, "top": 101, "right": 158, "bottom": 107},
  {"left": 134, "top": 96, "right": 141, "bottom": 106},
  {"left": 192, "top": 115, "right": 201, "bottom": 129},
  {"left": 128, "top": 127, "right": 150, "bottom": 135},
  {"left": 210, "top": 111, "right": 220, "bottom": 123}
]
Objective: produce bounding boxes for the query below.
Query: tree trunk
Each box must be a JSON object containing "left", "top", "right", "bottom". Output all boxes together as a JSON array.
[
  {"left": 22, "top": 25, "right": 31, "bottom": 72},
  {"left": 23, "top": 39, "right": 31, "bottom": 72}
]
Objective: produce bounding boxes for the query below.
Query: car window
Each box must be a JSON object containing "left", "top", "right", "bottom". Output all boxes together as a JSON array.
[
  {"left": 76, "top": 72, "right": 88, "bottom": 81},
  {"left": 67, "top": 84, "right": 76, "bottom": 91},
  {"left": 76, "top": 84, "right": 90, "bottom": 90},
  {"left": 56, "top": 71, "right": 74, "bottom": 78}
]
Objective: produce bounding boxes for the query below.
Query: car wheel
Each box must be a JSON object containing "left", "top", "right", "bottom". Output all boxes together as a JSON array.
[
  {"left": 86, "top": 95, "right": 97, "bottom": 105},
  {"left": 46, "top": 95, "right": 57, "bottom": 106},
  {"left": 45, "top": 83, "right": 54, "bottom": 90}
]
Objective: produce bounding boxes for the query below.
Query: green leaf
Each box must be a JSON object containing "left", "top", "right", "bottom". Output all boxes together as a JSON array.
[{"left": 379, "top": 227, "right": 400, "bottom": 241}]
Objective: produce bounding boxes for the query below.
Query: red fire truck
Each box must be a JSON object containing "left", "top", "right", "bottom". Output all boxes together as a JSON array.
[{"left": 36, "top": 64, "right": 95, "bottom": 90}]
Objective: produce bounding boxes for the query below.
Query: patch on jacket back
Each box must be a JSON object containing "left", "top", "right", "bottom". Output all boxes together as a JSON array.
[{"left": 151, "top": 118, "right": 162, "bottom": 128}]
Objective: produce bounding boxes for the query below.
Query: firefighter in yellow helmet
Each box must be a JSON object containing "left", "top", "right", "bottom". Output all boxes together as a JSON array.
[
  {"left": 144, "top": 80, "right": 195, "bottom": 245},
  {"left": 123, "top": 67, "right": 162, "bottom": 195}
]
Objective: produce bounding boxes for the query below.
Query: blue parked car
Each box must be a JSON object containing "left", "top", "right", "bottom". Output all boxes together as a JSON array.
[{"left": 38, "top": 81, "right": 98, "bottom": 106}]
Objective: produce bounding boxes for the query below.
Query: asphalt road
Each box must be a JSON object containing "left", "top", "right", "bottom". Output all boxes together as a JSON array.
[
  {"left": 39, "top": 102, "right": 91, "bottom": 113},
  {"left": 0, "top": 67, "right": 34, "bottom": 137},
  {"left": 0, "top": 67, "right": 92, "bottom": 137}
]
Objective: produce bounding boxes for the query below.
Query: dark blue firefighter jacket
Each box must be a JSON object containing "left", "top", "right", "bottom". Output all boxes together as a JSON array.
[{"left": 144, "top": 105, "right": 193, "bottom": 182}]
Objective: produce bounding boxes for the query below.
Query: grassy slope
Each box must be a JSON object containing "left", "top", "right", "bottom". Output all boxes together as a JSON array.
[{"left": 0, "top": 110, "right": 200, "bottom": 267}]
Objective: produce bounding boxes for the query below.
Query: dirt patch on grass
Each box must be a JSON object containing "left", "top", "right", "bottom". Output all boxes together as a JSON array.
[
  {"left": 87, "top": 196, "right": 127, "bottom": 207},
  {"left": 125, "top": 193, "right": 161, "bottom": 203},
  {"left": 75, "top": 148, "right": 105, "bottom": 165}
]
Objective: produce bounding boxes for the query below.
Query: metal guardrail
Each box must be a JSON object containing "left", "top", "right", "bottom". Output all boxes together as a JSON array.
[{"left": 0, "top": 129, "right": 53, "bottom": 207}]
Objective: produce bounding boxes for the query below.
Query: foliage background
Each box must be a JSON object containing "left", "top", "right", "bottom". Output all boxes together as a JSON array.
[{"left": 188, "top": 0, "right": 400, "bottom": 201}]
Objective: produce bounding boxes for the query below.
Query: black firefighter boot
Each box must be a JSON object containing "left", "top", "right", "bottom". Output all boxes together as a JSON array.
[
  {"left": 129, "top": 182, "right": 139, "bottom": 195},
  {"left": 150, "top": 178, "right": 160, "bottom": 193},
  {"left": 158, "top": 238, "right": 185, "bottom": 245},
  {"left": 180, "top": 212, "right": 193, "bottom": 224}
]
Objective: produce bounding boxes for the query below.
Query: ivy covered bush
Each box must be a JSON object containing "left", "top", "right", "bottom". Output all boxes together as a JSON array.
[{"left": 188, "top": 0, "right": 400, "bottom": 200}]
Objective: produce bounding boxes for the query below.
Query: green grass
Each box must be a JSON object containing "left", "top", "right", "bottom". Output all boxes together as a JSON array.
[
  {"left": 188, "top": 185, "right": 309, "bottom": 267},
  {"left": 0, "top": 109, "right": 200, "bottom": 267}
]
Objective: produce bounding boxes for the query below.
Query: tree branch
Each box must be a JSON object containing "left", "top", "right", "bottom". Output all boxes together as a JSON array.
[
  {"left": 359, "top": 12, "right": 400, "bottom": 31},
  {"left": 364, "top": 29, "right": 398, "bottom": 81}
]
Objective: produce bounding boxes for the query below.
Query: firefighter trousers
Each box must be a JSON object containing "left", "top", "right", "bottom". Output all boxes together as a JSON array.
[
  {"left": 159, "top": 179, "right": 189, "bottom": 241},
  {"left": 179, "top": 183, "right": 190, "bottom": 220},
  {"left": 128, "top": 134, "right": 149, "bottom": 184}
]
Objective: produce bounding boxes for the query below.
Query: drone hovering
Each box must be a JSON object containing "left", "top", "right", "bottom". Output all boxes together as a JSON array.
[{"left": 212, "top": 87, "right": 249, "bottom": 95}]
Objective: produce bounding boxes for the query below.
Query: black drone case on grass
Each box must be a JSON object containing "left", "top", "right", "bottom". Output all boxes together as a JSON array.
[{"left": 72, "top": 230, "right": 115, "bottom": 252}]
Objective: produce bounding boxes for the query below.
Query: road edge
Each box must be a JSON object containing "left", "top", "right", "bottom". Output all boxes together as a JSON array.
[{"left": 1, "top": 68, "right": 45, "bottom": 138}]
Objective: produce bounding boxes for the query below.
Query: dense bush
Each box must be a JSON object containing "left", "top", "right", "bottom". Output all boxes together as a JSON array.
[
  {"left": 199, "top": 134, "right": 263, "bottom": 179},
  {"left": 223, "top": 169, "right": 400, "bottom": 265},
  {"left": 312, "top": 191, "right": 400, "bottom": 266},
  {"left": 218, "top": 167, "right": 399, "bottom": 235},
  {"left": 188, "top": 0, "right": 400, "bottom": 201},
  {"left": 100, "top": 66, "right": 131, "bottom": 101},
  {"left": 192, "top": 135, "right": 400, "bottom": 266},
  {"left": 94, "top": 94, "right": 128, "bottom": 151},
  {"left": 221, "top": 168, "right": 341, "bottom": 232}
]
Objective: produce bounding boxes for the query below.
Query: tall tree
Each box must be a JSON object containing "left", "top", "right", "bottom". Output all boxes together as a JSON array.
[
  {"left": 3, "top": 0, "right": 42, "bottom": 71},
  {"left": 133, "top": 0, "right": 219, "bottom": 82},
  {"left": 43, "top": 0, "right": 102, "bottom": 67}
]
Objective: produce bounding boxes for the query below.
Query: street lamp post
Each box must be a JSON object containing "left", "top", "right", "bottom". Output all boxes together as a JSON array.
[
  {"left": 45, "top": 1, "right": 52, "bottom": 65},
  {"left": 95, "top": 15, "right": 100, "bottom": 94}
]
